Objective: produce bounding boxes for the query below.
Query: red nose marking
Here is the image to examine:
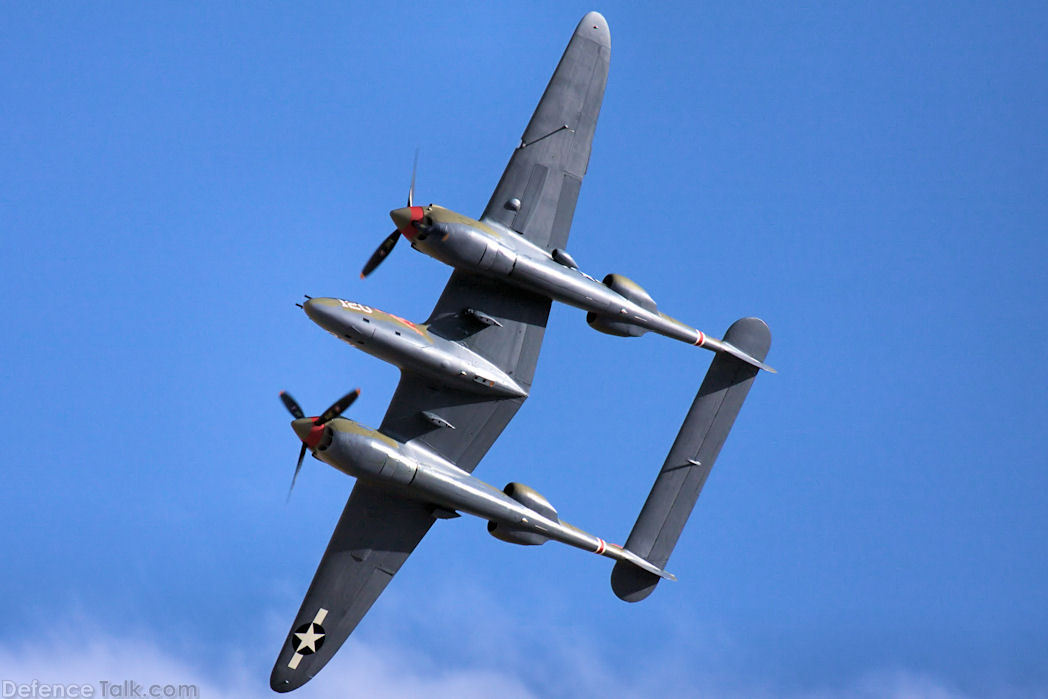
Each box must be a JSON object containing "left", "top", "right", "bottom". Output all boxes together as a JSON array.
[
  {"left": 304, "top": 420, "right": 326, "bottom": 448},
  {"left": 400, "top": 206, "right": 426, "bottom": 240}
]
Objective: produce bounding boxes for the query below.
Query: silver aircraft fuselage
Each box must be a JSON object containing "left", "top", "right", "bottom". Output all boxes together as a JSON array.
[
  {"left": 291, "top": 414, "right": 672, "bottom": 579},
  {"left": 302, "top": 297, "right": 527, "bottom": 397}
]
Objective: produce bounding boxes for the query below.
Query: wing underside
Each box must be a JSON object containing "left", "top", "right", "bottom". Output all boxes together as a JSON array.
[
  {"left": 481, "top": 12, "right": 610, "bottom": 252},
  {"left": 272, "top": 269, "right": 557, "bottom": 692},
  {"left": 273, "top": 14, "right": 610, "bottom": 690},
  {"left": 270, "top": 482, "right": 436, "bottom": 692}
]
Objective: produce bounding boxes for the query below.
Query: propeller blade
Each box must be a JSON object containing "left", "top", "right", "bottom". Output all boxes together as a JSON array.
[
  {"left": 407, "top": 148, "right": 418, "bottom": 207},
  {"left": 361, "top": 229, "right": 400, "bottom": 279},
  {"left": 279, "top": 391, "right": 305, "bottom": 419},
  {"left": 287, "top": 443, "right": 307, "bottom": 503},
  {"left": 317, "top": 388, "right": 361, "bottom": 425},
  {"left": 362, "top": 152, "right": 418, "bottom": 279}
]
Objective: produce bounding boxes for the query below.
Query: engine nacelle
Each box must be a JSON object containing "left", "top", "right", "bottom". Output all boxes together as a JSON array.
[
  {"left": 486, "top": 482, "right": 558, "bottom": 546},
  {"left": 586, "top": 274, "right": 657, "bottom": 337}
]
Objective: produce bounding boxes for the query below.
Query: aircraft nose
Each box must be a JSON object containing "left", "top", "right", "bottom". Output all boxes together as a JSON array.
[
  {"left": 302, "top": 297, "right": 324, "bottom": 322},
  {"left": 302, "top": 297, "right": 340, "bottom": 332}
]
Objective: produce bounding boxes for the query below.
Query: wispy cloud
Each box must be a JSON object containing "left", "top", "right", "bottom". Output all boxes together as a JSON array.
[
  {"left": 0, "top": 605, "right": 1029, "bottom": 699},
  {"left": 0, "top": 614, "right": 535, "bottom": 699}
]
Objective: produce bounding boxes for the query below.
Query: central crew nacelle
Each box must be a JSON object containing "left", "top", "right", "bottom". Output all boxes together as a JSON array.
[{"left": 303, "top": 297, "right": 527, "bottom": 398}]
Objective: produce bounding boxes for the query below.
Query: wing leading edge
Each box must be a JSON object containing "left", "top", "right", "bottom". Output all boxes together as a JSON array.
[{"left": 482, "top": 11, "right": 610, "bottom": 252}]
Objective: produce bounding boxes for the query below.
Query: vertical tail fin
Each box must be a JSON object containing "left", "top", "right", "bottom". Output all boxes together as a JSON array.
[{"left": 611, "top": 317, "right": 772, "bottom": 602}]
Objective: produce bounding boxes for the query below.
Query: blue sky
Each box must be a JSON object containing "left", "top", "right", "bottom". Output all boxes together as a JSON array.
[{"left": 2, "top": 2, "right": 1046, "bottom": 697}]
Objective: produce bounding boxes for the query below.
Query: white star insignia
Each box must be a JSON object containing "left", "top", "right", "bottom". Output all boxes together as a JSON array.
[
  {"left": 288, "top": 608, "right": 329, "bottom": 670},
  {"left": 294, "top": 624, "right": 324, "bottom": 654}
]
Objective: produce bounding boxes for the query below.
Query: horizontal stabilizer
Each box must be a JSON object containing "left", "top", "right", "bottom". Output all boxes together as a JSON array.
[
  {"left": 611, "top": 317, "right": 771, "bottom": 602},
  {"left": 702, "top": 335, "right": 776, "bottom": 374},
  {"left": 607, "top": 542, "right": 677, "bottom": 581}
]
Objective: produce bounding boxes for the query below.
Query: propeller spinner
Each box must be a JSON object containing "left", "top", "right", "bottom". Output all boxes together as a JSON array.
[{"left": 279, "top": 389, "right": 360, "bottom": 501}]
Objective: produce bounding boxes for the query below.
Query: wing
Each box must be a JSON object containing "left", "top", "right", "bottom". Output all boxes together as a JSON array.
[
  {"left": 270, "top": 482, "right": 436, "bottom": 693},
  {"left": 480, "top": 12, "right": 610, "bottom": 252},
  {"left": 378, "top": 271, "right": 552, "bottom": 473},
  {"left": 273, "top": 275, "right": 551, "bottom": 690},
  {"left": 376, "top": 15, "right": 609, "bottom": 468}
]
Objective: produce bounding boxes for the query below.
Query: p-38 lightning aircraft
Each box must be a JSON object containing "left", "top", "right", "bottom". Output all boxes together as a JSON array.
[{"left": 271, "top": 12, "right": 772, "bottom": 692}]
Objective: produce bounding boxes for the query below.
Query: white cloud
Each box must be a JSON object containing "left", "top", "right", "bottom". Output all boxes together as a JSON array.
[
  {"left": 846, "top": 669, "right": 972, "bottom": 699},
  {"left": 0, "top": 611, "right": 1029, "bottom": 699},
  {"left": 0, "top": 621, "right": 535, "bottom": 699},
  {"left": 0, "top": 631, "right": 242, "bottom": 698}
]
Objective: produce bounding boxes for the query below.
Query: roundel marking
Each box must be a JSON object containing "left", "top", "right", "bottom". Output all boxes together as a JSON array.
[{"left": 291, "top": 621, "right": 326, "bottom": 655}]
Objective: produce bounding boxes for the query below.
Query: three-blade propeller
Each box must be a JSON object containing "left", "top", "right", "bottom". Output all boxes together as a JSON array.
[
  {"left": 360, "top": 151, "right": 418, "bottom": 279},
  {"left": 279, "top": 388, "right": 360, "bottom": 501}
]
